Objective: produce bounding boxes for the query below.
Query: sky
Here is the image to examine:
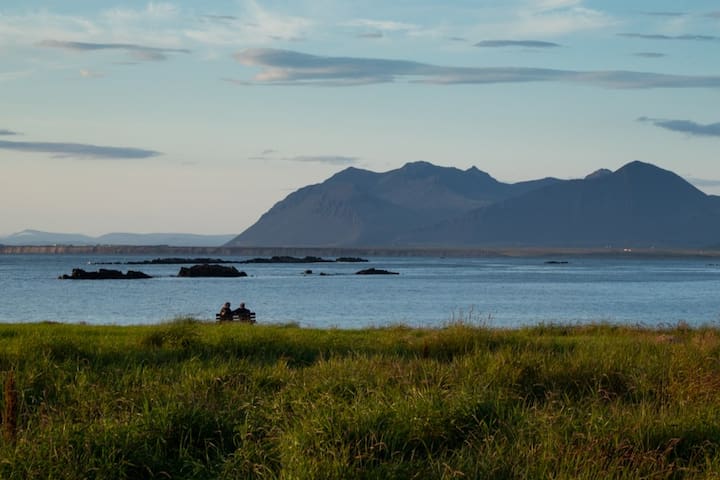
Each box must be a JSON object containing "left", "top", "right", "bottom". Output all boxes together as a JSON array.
[{"left": 1, "top": 0, "right": 719, "bottom": 236}]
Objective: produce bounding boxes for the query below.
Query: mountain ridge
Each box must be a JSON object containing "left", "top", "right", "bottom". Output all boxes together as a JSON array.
[
  {"left": 228, "top": 160, "right": 720, "bottom": 249},
  {"left": 230, "top": 161, "right": 562, "bottom": 247},
  {"left": 0, "top": 230, "right": 236, "bottom": 247}
]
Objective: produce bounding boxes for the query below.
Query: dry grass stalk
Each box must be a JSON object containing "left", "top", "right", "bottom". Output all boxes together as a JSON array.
[{"left": 3, "top": 369, "right": 18, "bottom": 442}]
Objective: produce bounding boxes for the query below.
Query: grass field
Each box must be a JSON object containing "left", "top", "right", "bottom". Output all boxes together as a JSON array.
[{"left": 1, "top": 319, "right": 720, "bottom": 479}]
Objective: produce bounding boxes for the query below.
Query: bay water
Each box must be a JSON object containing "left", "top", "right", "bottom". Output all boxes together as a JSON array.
[{"left": 1, "top": 254, "right": 719, "bottom": 329}]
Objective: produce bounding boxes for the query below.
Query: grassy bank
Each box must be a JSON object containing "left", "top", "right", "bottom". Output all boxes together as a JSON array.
[{"left": 1, "top": 320, "right": 719, "bottom": 479}]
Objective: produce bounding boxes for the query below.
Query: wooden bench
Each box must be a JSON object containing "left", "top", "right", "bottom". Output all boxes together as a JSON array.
[{"left": 216, "top": 312, "right": 256, "bottom": 323}]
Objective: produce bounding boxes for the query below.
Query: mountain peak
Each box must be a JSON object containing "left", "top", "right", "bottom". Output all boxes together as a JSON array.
[
  {"left": 228, "top": 160, "right": 720, "bottom": 249},
  {"left": 616, "top": 160, "right": 665, "bottom": 174},
  {"left": 396, "top": 161, "right": 441, "bottom": 176},
  {"left": 585, "top": 168, "right": 612, "bottom": 180},
  {"left": 401, "top": 160, "right": 435, "bottom": 169}
]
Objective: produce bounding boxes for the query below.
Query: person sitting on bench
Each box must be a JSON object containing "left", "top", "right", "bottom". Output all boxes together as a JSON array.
[
  {"left": 218, "top": 302, "right": 234, "bottom": 321},
  {"left": 233, "top": 302, "right": 253, "bottom": 320}
]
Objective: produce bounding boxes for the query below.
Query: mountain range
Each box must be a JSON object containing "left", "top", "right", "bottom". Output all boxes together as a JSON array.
[
  {"left": 0, "top": 230, "right": 236, "bottom": 247},
  {"left": 228, "top": 161, "right": 720, "bottom": 249}
]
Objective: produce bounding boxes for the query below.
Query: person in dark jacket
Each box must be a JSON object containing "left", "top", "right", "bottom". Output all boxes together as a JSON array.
[
  {"left": 218, "top": 302, "right": 233, "bottom": 321},
  {"left": 233, "top": 302, "right": 252, "bottom": 320}
]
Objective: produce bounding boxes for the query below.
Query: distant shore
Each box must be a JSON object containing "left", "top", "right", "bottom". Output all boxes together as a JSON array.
[{"left": 2, "top": 244, "right": 720, "bottom": 258}]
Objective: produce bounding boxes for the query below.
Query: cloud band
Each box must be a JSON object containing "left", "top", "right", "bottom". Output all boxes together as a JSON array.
[
  {"left": 233, "top": 48, "right": 720, "bottom": 89},
  {"left": 474, "top": 40, "right": 562, "bottom": 48},
  {"left": 38, "top": 40, "right": 190, "bottom": 61},
  {"left": 0, "top": 140, "right": 162, "bottom": 159},
  {"left": 638, "top": 117, "right": 720, "bottom": 137}
]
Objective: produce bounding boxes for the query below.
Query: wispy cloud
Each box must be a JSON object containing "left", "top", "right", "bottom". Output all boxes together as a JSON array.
[
  {"left": 201, "top": 15, "right": 239, "bottom": 22},
  {"left": 638, "top": 11, "right": 687, "bottom": 17},
  {"left": 638, "top": 117, "right": 720, "bottom": 138},
  {"left": 619, "top": 33, "right": 719, "bottom": 41},
  {"left": 0, "top": 129, "right": 20, "bottom": 136},
  {"left": 102, "top": 2, "right": 180, "bottom": 22},
  {"left": 0, "top": 11, "right": 101, "bottom": 48},
  {"left": 0, "top": 6, "right": 190, "bottom": 54},
  {"left": 233, "top": 48, "right": 720, "bottom": 89},
  {"left": 633, "top": 52, "right": 667, "bottom": 58},
  {"left": 511, "top": 1, "right": 616, "bottom": 36},
  {"left": 474, "top": 40, "right": 562, "bottom": 48},
  {"left": 0, "top": 2, "right": 319, "bottom": 52},
  {"left": 37, "top": 40, "right": 190, "bottom": 61},
  {"left": 344, "top": 19, "right": 419, "bottom": 33},
  {"left": 249, "top": 149, "right": 359, "bottom": 165},
  {"left": 0, "top": 140, "right": 162, "bottom": 159},
  {"left": 357, "top": 32, "right": 383, "bottom": 39},
  {"left": 285, "top": 155, "right": 359, "bottom": 166},
  {"left": 343, "top": 18, "right": 424, "bottom": 41},
  {"left": 185, "top": 2, "right": 313, "bottom": 45},
  {"left": 705, "top": 12, "right": 720, "bottom": 19},
  {"left": 79, "top": 69, "right": 105, "bottom": 78},
  {"left": 0, "top": 70, "right": 33, "bottom": 83}
]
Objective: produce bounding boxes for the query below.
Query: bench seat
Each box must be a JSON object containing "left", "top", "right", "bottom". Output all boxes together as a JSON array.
[{"left": 216, "top": 312, "right": 256, "bottom": 323}]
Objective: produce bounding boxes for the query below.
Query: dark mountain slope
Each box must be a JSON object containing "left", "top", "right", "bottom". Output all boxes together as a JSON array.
[
  {"left": 228, "top": 162, "right": 560, "bottom": 247},
  {"left": 232, "top": 181, "right": 426, "bottom": 247},
  {"left": 411, "top": 161, "right": 720, "bottom": 248}
]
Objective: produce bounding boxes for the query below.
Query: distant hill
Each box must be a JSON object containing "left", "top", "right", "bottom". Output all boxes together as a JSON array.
[
  {"left": 227, "top": 161, "right": 720, "bottom": 249},
  {"left": 0, "top": 230, "right": 236, "bottom": 247},
  {"left": 404, "top": 161, "right": 720, "bottom": 248},
  {"left": 227, "top": 161, "right": 561, "bottom": 247}
]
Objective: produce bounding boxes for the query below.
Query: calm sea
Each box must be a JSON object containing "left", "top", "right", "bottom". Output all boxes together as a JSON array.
[{"left": 1, "top": 254, "right": 719, "bottom": 329}]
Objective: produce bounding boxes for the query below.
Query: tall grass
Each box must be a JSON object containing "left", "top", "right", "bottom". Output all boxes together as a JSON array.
[{"left": 1, "top": 319, "right": 720, "bottom": 478}]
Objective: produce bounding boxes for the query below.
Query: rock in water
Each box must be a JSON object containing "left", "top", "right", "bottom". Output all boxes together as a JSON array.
[
  {"left": 60, "top": 268, "right": 152, "bottom": 280},
  {"left": 177, "top": 264, "right": 247, "bottom": 277},
  {"left": 355, "top": 268, "right": 399, "bottom": 275}
]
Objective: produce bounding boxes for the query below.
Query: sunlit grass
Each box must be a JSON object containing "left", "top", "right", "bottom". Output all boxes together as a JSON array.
[{"left": 1, "top": 319, "right": 720, "bottom": 478}]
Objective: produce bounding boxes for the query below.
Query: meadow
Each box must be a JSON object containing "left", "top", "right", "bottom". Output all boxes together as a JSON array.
[{"left": 1, "top": 319, "right": 720, "bottom": 479}]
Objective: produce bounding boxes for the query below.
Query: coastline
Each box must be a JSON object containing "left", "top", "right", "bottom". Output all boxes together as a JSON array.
[{"left": 2, "top": 243, "right": 720, "bottom": 258}]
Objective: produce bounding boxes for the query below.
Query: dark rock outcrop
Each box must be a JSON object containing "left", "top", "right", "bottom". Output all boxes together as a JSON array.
[
  {"left": 356, "top": 268, "right": 399, "bottom": 275},
  {"left": 60, "top": 268, "right": 152, "bottom": 280},
  {"left": 177, "top": 264, "right": 247, "bottom": 277},
  {"left": 240, "top": 256, "right": 333, "bottom": 264},
  {"left": 92, "top": 257, "right": 236, "bottom": 265},
  {"left": 241, "top": 256, "right": 369, "bottom": 264},
  {"left": 127, "top": 258, "right": 234, "bottom": 265}
]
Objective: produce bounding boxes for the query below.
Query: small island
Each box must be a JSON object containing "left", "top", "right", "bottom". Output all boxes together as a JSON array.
[
  {"left": 177, "top": 264, "right": 247, "bottom": 277},
  {"left": 336, "top": 257, "right": 369, "bottom": 263},
  {"left": 60, "top": 268, "right": 152, "bottom": 280},
  {"left": 128, "top": 257, "right": 236, "bottom": 265},
  {"left": 93, "top": 257, "right": 238, "bottom": 265},
  {"left": 240, "top": 256, "right": 368, "bottom": 264},
  {"left": 356, "top": 268, "right": 399, "bottom": 275},
  {"left": 240, "top": 255, "right": 332, "bottom": 264}
]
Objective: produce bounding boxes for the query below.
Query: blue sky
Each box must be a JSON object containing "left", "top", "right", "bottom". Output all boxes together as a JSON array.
[{"left": 1, "top": 0, "right": 719, "bottom": 236}]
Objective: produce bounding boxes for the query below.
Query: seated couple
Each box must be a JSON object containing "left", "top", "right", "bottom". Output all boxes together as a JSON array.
[{"left": 217, "top": 301, "right": 255, "bottom": 322}]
